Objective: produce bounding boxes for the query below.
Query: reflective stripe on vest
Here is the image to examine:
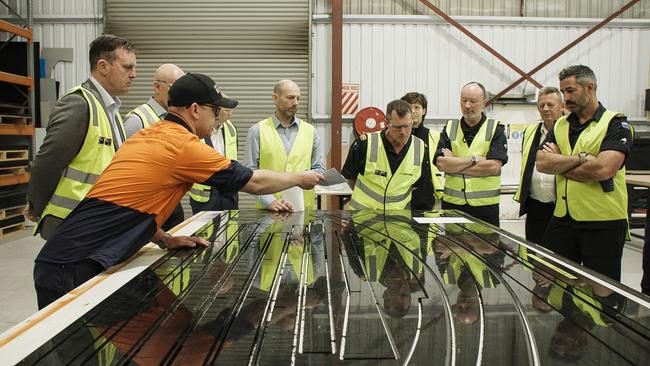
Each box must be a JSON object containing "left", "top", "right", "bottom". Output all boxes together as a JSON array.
[
  {"left": 260, "top": 221, "right": 314, "bottom": 291},
  {"left": 514, "top": 123, "right": 542, "bottom": 202},
  {"left": 428, "top": 131, "right": 445, "bottom": 199},
  {"left": 190, "top": 120, "right": 238, "bottom": 203},
  {"left": 553, "top": 110, "right": 628, "bottom": 221},
  {"left": 348, "top": 132, "right": 424, "bottom": 210},
  {"left": 443, "top": 118, "right": 501, "bottom": 206},
  {"left": 352, "top": 211, "right": 421, "bottom": 278},
  {"left": 126, "top": 103, "right": 159, "bottom": 129},
  {"left": 257, "top": 117, "right": 316, "bottom": 210},
  {"left": 38, "top": 85, "right": 122, "bottom": 225}
]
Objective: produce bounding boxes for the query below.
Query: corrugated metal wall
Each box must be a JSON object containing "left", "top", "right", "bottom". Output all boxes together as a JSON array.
[
  {"left": 312, "top": 18, "right": 650, "bottom": 119},
  {"left": 314, "top": 0, "right": 650, "bottom": 19},
  {"left": 105, "top": 0, "right": 310, "bottom": 210}
]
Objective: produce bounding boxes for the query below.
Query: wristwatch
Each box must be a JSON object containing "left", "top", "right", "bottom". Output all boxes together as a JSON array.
[
  {"left": 470, "top": 155, "right": 478, "bottom": 165},
  {"left": 579, "top": 151, "right": 588, "bottom": 165},
  {"left": 155, "top": 232, "right": 171, "bottom": 249}
]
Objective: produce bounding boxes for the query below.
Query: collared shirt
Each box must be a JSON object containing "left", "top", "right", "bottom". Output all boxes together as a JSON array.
[
  {"left": 123, "top": 97, "right": 167, "bottom": 138},
  {"left": 342, "top": 129, "right": 415, "bottom": 179},
  {"left": 88, "top": 76, "right": 124, "bottom": 147},
  {"left": 539, "top": 102, "right": 633, "bottom": 228},
  {"left": 434, "top": 114, "right": 508, "bottom": 165},
  {"left": 36, "top": 112, "right": 253, "bottom": 269},
  {"left": 245, "top": 113, "right": 326, "bottom": 207},
  {"left": 210, "top": 125, "right": 225, "bottom": 155},
  {"left": 529, "top": 123, "right": 555, "bottom": 203}
]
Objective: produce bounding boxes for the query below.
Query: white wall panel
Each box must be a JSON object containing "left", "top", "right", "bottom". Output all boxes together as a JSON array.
[
  {"left": 312, "top": 18, "right": 650, "bottom": 119},
  {"left": 314, "top": 0, "right": 650, "bottom": 19}
]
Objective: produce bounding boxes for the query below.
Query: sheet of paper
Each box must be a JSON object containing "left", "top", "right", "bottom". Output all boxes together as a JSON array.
[
  {"left": 319, "top": 168, "right": 348, "bottom": 186},
  {"left": 413, "top": 217, "right": 472, "bottom": 224},
  {"left": 281, "top": 186, "right": 304, "bottom": 212},
  {"left": 315, "top": 182, "right": 353, "bottom": 194}
]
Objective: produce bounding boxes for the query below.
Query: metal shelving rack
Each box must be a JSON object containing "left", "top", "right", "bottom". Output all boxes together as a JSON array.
[{"left": 0, "top": 0, "right": 33, "bottom": 236}]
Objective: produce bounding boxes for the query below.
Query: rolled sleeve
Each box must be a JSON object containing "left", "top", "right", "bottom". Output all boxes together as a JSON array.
[{"left": 311, "top": 130, "right": 326, "bottom": 174}]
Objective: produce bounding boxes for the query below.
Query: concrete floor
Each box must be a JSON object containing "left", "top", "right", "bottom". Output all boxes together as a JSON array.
[{"left": 0, "top": 220, "right": 644, "bottom": 334}]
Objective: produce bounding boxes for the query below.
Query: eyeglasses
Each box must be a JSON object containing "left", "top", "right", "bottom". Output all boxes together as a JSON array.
[
  {"left": 154, "top": 80, "right": 173, "bottom": 87},
  {"left": 389, "top": 123, "right": 413, "bottom": 131},
  {"left": 199, "top": 104, "right": 221, "bottom": 118}
]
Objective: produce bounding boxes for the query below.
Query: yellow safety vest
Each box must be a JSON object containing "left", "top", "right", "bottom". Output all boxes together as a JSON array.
[
  {"left": 351, "top": 211, "right": 423, "bottom": 280},
  {"left": 259, "top": 221, "right": 314, "bottom": 291},
  {"left": 348, "top": 132, "right": 424, "bottom": 210},
  {"left": 553, "top": 111, "right": 628, "bottom": 221},
  {"left": 125, "top": 102, "right": 159, "bottom": 129},
  {"left": 546, "top": 282, "right": 608, "bottom": 326},
  {"left": 443, "top": 252, "right": 496, "bottom": 289},
  {"left": 257, "top": 117, "right": 316, "bottom": 210},
  {"left": 38, "top": 85, "right": 124, "bottom": 227},
  {"left": 428, "top": 131, "right": 445, "bottom": 199},
  {"left": 189, "top": 120, "right": 238, "bottom": 203},
  {"left": 514, "top": 123, "right": 542, "bottom": 202},
  {"left": 443, "top": 119, "right": 501, "bottom": 206}
]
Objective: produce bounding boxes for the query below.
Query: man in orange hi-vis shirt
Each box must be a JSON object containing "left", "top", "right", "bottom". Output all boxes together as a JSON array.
[{"left": 33, "top": 73, "right": 324, "bottom": 309}]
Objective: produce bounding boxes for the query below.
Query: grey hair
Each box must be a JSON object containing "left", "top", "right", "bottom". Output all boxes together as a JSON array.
[
  {"left": 559, "top": 65, "right": 597, "bottom": 89},
  {"left": 538, "top": 86, "right": 563, "bottom": 102}
]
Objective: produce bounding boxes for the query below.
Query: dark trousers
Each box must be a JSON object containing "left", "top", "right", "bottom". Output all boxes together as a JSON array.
[
  {"left": 541, "top": 218, "right": 626, "bottom": 281},
  {"left": 441, "top": 201, "right": 500, "bottom": 227},
  {"left": 33, "top": 259, "right": 104, "bottom": 310},
  {"left": 524, "top": 198, "right": 555, "bottom": 245},
  {"left": 642, "top": 212, "right": 650, "bottom": 295}
]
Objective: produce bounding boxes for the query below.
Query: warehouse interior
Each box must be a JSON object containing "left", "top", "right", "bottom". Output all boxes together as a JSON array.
[{"left": 1, "top": 0, "right": 649, "bottom": 364}]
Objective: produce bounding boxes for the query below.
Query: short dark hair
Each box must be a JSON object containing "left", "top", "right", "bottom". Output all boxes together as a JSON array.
[
  {"left": 89, "top": 34, "right": 135, "bottom": 71},
  {"left": 401, "top": 92, "right": 427, "bottom": 109},
  {"left": 401, "top": 92, "right": 427, "bottom": 120},
  {"left": 559, "top": 65, "right": 597, "bottom": 89},
  {"left": 462, "top": 81, "right": 487, "bottom": 99},
  {"left": 385, "top": 99, "right": 412, "bottom": 121}
]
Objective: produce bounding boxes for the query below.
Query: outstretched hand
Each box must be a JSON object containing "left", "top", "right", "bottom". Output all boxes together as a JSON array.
[
  {"left": 297, "top": 171, "right": 325, "bottom": 189},
  {"left": 164, "top": 235, "right": 210, "bottom": 249}
]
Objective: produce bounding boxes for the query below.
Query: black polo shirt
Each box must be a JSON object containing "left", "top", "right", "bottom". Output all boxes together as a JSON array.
[
  {"left": 540, "top": 103, "right": 632, "bottom": 157},
  {"left": 539, "top": 103, "right": 633, "bottom": 229},
  {"left": 342, "top": 130, "right": 422, "bottom": 188},
  {"left": 410, "top": 125, "right": 435, "bottom": 210},
  {"left": 433, "top": 114, "right": 508, "bottom": 165}
]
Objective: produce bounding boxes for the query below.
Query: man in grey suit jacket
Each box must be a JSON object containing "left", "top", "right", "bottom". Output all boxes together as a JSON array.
[{"left": 27, "top": 34, "right": 136, "bottom": 239}]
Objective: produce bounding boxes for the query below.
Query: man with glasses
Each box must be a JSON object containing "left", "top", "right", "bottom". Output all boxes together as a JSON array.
[
  {"left": 123, "top": 63, "right": 186, "bottom": 230},
  {"left": 123, "top": 63, "right": 185, "bottom": 137},
  {"left": 33, "top": 73, "right": 324, "bottom": 309},
  {"left": 245, "top": 79, "right": 325, "bottom": 211},
  {"left": 189, "top": 94, "right": 240, "bottom": 213},
  {"left": 342, "top": 99, "right": 425, "bottom": 210},
  {"left": 27, "top": 35, "right": 136, "bottom": 239},
  {"left": 434, "top": 82, "right": 508, "bottom": 226}
]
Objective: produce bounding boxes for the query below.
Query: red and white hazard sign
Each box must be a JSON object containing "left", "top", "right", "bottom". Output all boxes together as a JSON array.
[{"left": 341, "top": 84, "right": 359, "bottom": 116}]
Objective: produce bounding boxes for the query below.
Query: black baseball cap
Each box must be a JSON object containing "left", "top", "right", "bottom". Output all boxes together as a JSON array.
[{"left": 168, "top": 73, "right": 238, "bottom": 109}]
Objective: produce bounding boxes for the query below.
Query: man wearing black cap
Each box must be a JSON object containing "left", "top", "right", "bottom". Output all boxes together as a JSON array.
[
  {"left": 32, "top": 73, "right": 324, "bottom": 309},
  {"left": 189, "top": 93, "right": 241, "bottom": 213}
]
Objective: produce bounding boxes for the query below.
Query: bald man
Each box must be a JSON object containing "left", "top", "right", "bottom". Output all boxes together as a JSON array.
[
  {"left": 123, "top": 63, "right": 185, "bottom": 137},
  {"left": 434, "top": 82, "right": 508, "bottom": 226},
  {"left": 123, "top": 63, "right": 186, "bottom": 230},
  {"left": 245, "top": 79, "right": 325, "bottom": 211}
]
